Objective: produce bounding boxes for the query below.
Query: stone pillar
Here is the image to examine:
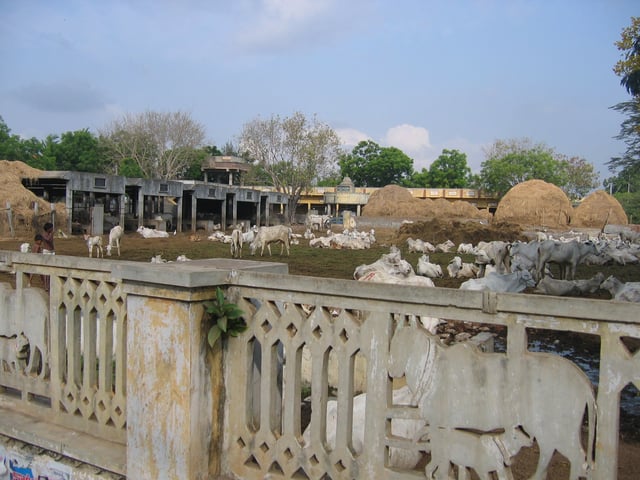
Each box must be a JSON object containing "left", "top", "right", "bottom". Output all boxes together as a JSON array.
[
  {"left": 119, "top": 194, "right": 126, "bottom": 230},
  {"left": 177, "top": 195, "right": 183, "bottom": 233},
  {"left": 221, "top": 198, "right": 227, "bottom": 230},
  {"left": 115, "top": 260, "right": 287, "bottom": 479},
  {"left": 137, "top": 189, "right": 144, "bottom": 228},
  {"left": 66, "top": 183, "right": 73, "bottom": 234},
  {"left": 120, "top": 276, "right": 223, "bottom": 479},
  {"left": 231, "top": 194, "right": 237, "bottom": 227},
  {"left": 191, "top": 195, "right": 197, "bottom": 233}
]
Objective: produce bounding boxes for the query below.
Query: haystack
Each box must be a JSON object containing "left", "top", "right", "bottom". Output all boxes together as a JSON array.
[
  {"left": 362, "top": 185, "right": 416, "bottom": 217},
  {"left": 0, "top": 160, "right": 68, "bottom": 238},
  {"left": 572, "top": 190, "right": 628, "bottom": 228},
  {"left": 493, "top": 179, "right": 572, "bottom": 228},
  {"left": 362, "top": 184, "right": 488, "bottom": 220}
]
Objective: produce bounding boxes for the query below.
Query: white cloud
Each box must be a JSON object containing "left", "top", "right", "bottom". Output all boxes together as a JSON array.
[
  {"left": 381, "top": 124, "right": 435, "bottom": 168},
  {"left": 383, "top": 124, "right": 432, "bottom": 151},
  {"left": 336, "top": 128, "right": 370, "bottom": 149},
  {"left": 233, "top": 0, "right": 369, "bottom": 53}
]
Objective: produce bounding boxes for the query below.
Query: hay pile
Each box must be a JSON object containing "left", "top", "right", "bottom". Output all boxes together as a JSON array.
[
  {"left": 571, "top": 190, "right": 628, "bottom": 228},
  {"left": 493, "top": 180, "right": 573, "bottom": 228},
  {"left": 362, "top": 185, "right": 489, "bottom": 220},
  {"left": 0, "top": 160, "right": 67, "bottom": 238}
]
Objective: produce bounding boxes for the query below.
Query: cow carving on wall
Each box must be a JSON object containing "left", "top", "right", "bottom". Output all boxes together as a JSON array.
[
  {"left": 388, "top": 325, "right": 596, "bottom": 480},
  {"left": 0, "top": 282, "right": 49, "bottom": 377}
]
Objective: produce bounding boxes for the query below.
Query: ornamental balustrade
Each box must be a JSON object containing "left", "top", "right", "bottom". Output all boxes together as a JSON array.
[{"left": 0, "top": 251, "right": 638, "bottom": 479}]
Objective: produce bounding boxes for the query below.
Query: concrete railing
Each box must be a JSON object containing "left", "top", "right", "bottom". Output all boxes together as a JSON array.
[{"left": 1, "top": 251, "right": 639, "bottom": 479}]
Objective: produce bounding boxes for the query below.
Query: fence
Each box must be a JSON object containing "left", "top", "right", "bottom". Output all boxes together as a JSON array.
[{"left": 0, "top": 251, "right": 639, "bottom": 479}]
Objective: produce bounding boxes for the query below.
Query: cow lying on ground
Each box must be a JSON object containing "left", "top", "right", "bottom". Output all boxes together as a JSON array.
[
  {"left": 416, "top": 255, "right": 443, "bottom": 278},
  {"left": 447, "top": 256, "right": 479, "bottom": 279},
  {"left": 534, "top": 272, "right": 604, "bottom": 297},
  {"left": 354, "top": 246, "right": 413, "bottom": 280},
  {"left": 137, "top": 226, "right": 170, "bottom": 238},
  {"left": 406, "top": 237, "right": 435, "bottom": 254},
  {"left": 460, "top": 270, "right": 535, "bottom": 293},
  {"left": 249, "top": 225, "right": 291, "bottom": 256},
  {"left": 600, "top": 275, "right": 640, "bottom": 302}
]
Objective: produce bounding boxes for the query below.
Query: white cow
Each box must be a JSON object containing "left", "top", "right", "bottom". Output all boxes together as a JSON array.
[
  {"left": 106, "top": 225, "right": 124, "bottom": 256},
  {"left": 230, "top": 228, "right": 243, "bottom": 258},
  {"left": 460, "top": 270, "right": 535, "bottom": 293},
  {"left": 600, "top": 275, "right": 640, "bottom": 302},
  {"left": 475, "top": 240, "right": 511, "bottom": 275},
  {"left": 416, "top": 255, "right": 443, "bottom": 278},
  {"left": 434, "top": 239, "right": 455, "bottom": 253},
  {"left": 447, "top": 256, "right": 479, "bottom": 279},
  {"left": 137, "top": 226, "right": 170, "bottom": 238},
  {"left": 537, "top": 240, "right": 599, "bottom": 280},
  {"left": 534, "top": 272, "right": 605, "bottom": 297},
  {"left": 249, "top": 225, "right": 291, "bottom": 256},
  {"left": 306, "top": 214, "right": 332, "bottom": 231},
  {"left": 354, "top": 246, "right": 414, "bottom": 280},
  {"left": 406, "top": 238, "right": 435, "bottom": 254}
]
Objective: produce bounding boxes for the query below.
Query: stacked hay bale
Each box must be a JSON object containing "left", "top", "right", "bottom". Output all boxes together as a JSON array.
[
  {"left": 571, "top": 190, "right": 628, "bottom": 228},
  {"left": 362, "top": 184, "right": 489, "bottom": 220},
  {"left": 0, "top": 160, "right": 68, "bottom": 238},
  {"left": 493, "top": 179, "right": 573, "bottom": 229}
]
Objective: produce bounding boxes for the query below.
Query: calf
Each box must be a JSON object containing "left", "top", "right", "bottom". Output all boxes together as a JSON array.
[
  {"left": 83, "top": 233, "right": 103, "bottom": 258},
  {"left": 0, "top": 333, "right": 30, "bottom": 372},
  {"left": 249, "top": 225, "right": 291, "bottom": 257},
  {"left": 426, "top": 426, "right": 533, "bottom": 480}
]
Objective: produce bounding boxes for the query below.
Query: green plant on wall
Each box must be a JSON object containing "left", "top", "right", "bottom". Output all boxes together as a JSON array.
[{"left": 203, "top": 287, "right": 247, "bottom": 347}]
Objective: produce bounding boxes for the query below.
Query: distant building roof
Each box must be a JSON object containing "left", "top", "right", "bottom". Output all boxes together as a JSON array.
[{"left": 201, "top": 156, "right": 250, "bottom": 173}]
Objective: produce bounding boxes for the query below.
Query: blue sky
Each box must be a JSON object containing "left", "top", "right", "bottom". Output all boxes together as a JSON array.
[{"left": 0, "top": 1, "right": 637, "bottom": 182}]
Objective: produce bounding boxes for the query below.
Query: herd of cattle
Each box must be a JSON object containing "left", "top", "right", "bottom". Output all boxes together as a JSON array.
[
  {"left": 202, "top": 221, "right": 640, "bottom": 302},
  {"left": 21, "top": 217, "right": 637, "bottom": 303},
  {"left": 355, "top": 232, "right": 640, "bottom": 302}
]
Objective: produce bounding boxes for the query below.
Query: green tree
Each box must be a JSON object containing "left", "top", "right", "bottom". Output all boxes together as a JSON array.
[
  {"left": 49, "top": 129, "right": 106, "bottom": 172},
  {"left": 478, "top": 138, "right": 567, "bottom": 196},
  {"left": 117, "top": 158, "right": 145, "bottom": 178},
  {"left": 239, "top": 111, "right": 341, "bottom": 223},
  {"left": 613, "top": 16, "right": 640, "bottom": 97},
  {"left": 604, "top": 164, "right": 640, "bottom": 221},
  {"left": 405, "top": 167, "right": 430, "bottom": 187},
  {"left": 338, "top": 140, "right": 413, "bottom": 187},
  {"left": 427, "top": 149, "right": 471, "bottom": 187},
  {"left": 560, "top": 155, "right": 599, "bottom": 200},
  {"left": 100, "top": 110, "right": 206, "bottom": 180},
  {"left": 610, "top": 17, "right": 640, "bottom": 173},
  {"left": 0, "top": 116, "right": 46, "bottom": 163}
]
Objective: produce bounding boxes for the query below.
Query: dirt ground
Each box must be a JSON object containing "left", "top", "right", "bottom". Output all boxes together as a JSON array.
[{"left": 1, "top": 225, "right": 639, "bottom": 479}]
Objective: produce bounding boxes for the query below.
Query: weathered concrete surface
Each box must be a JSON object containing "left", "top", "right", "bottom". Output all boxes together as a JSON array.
[{"left": 0, "top": 408, "right": 125, "bottom": 477}]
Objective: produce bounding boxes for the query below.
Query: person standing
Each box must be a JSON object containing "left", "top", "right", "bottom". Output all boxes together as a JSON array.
[
  {"left": 42, "top": 222, "right": 55, "bottom": 254},
  {"left": 29, "top": 234, "right": 46, "bottom": 288}
]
